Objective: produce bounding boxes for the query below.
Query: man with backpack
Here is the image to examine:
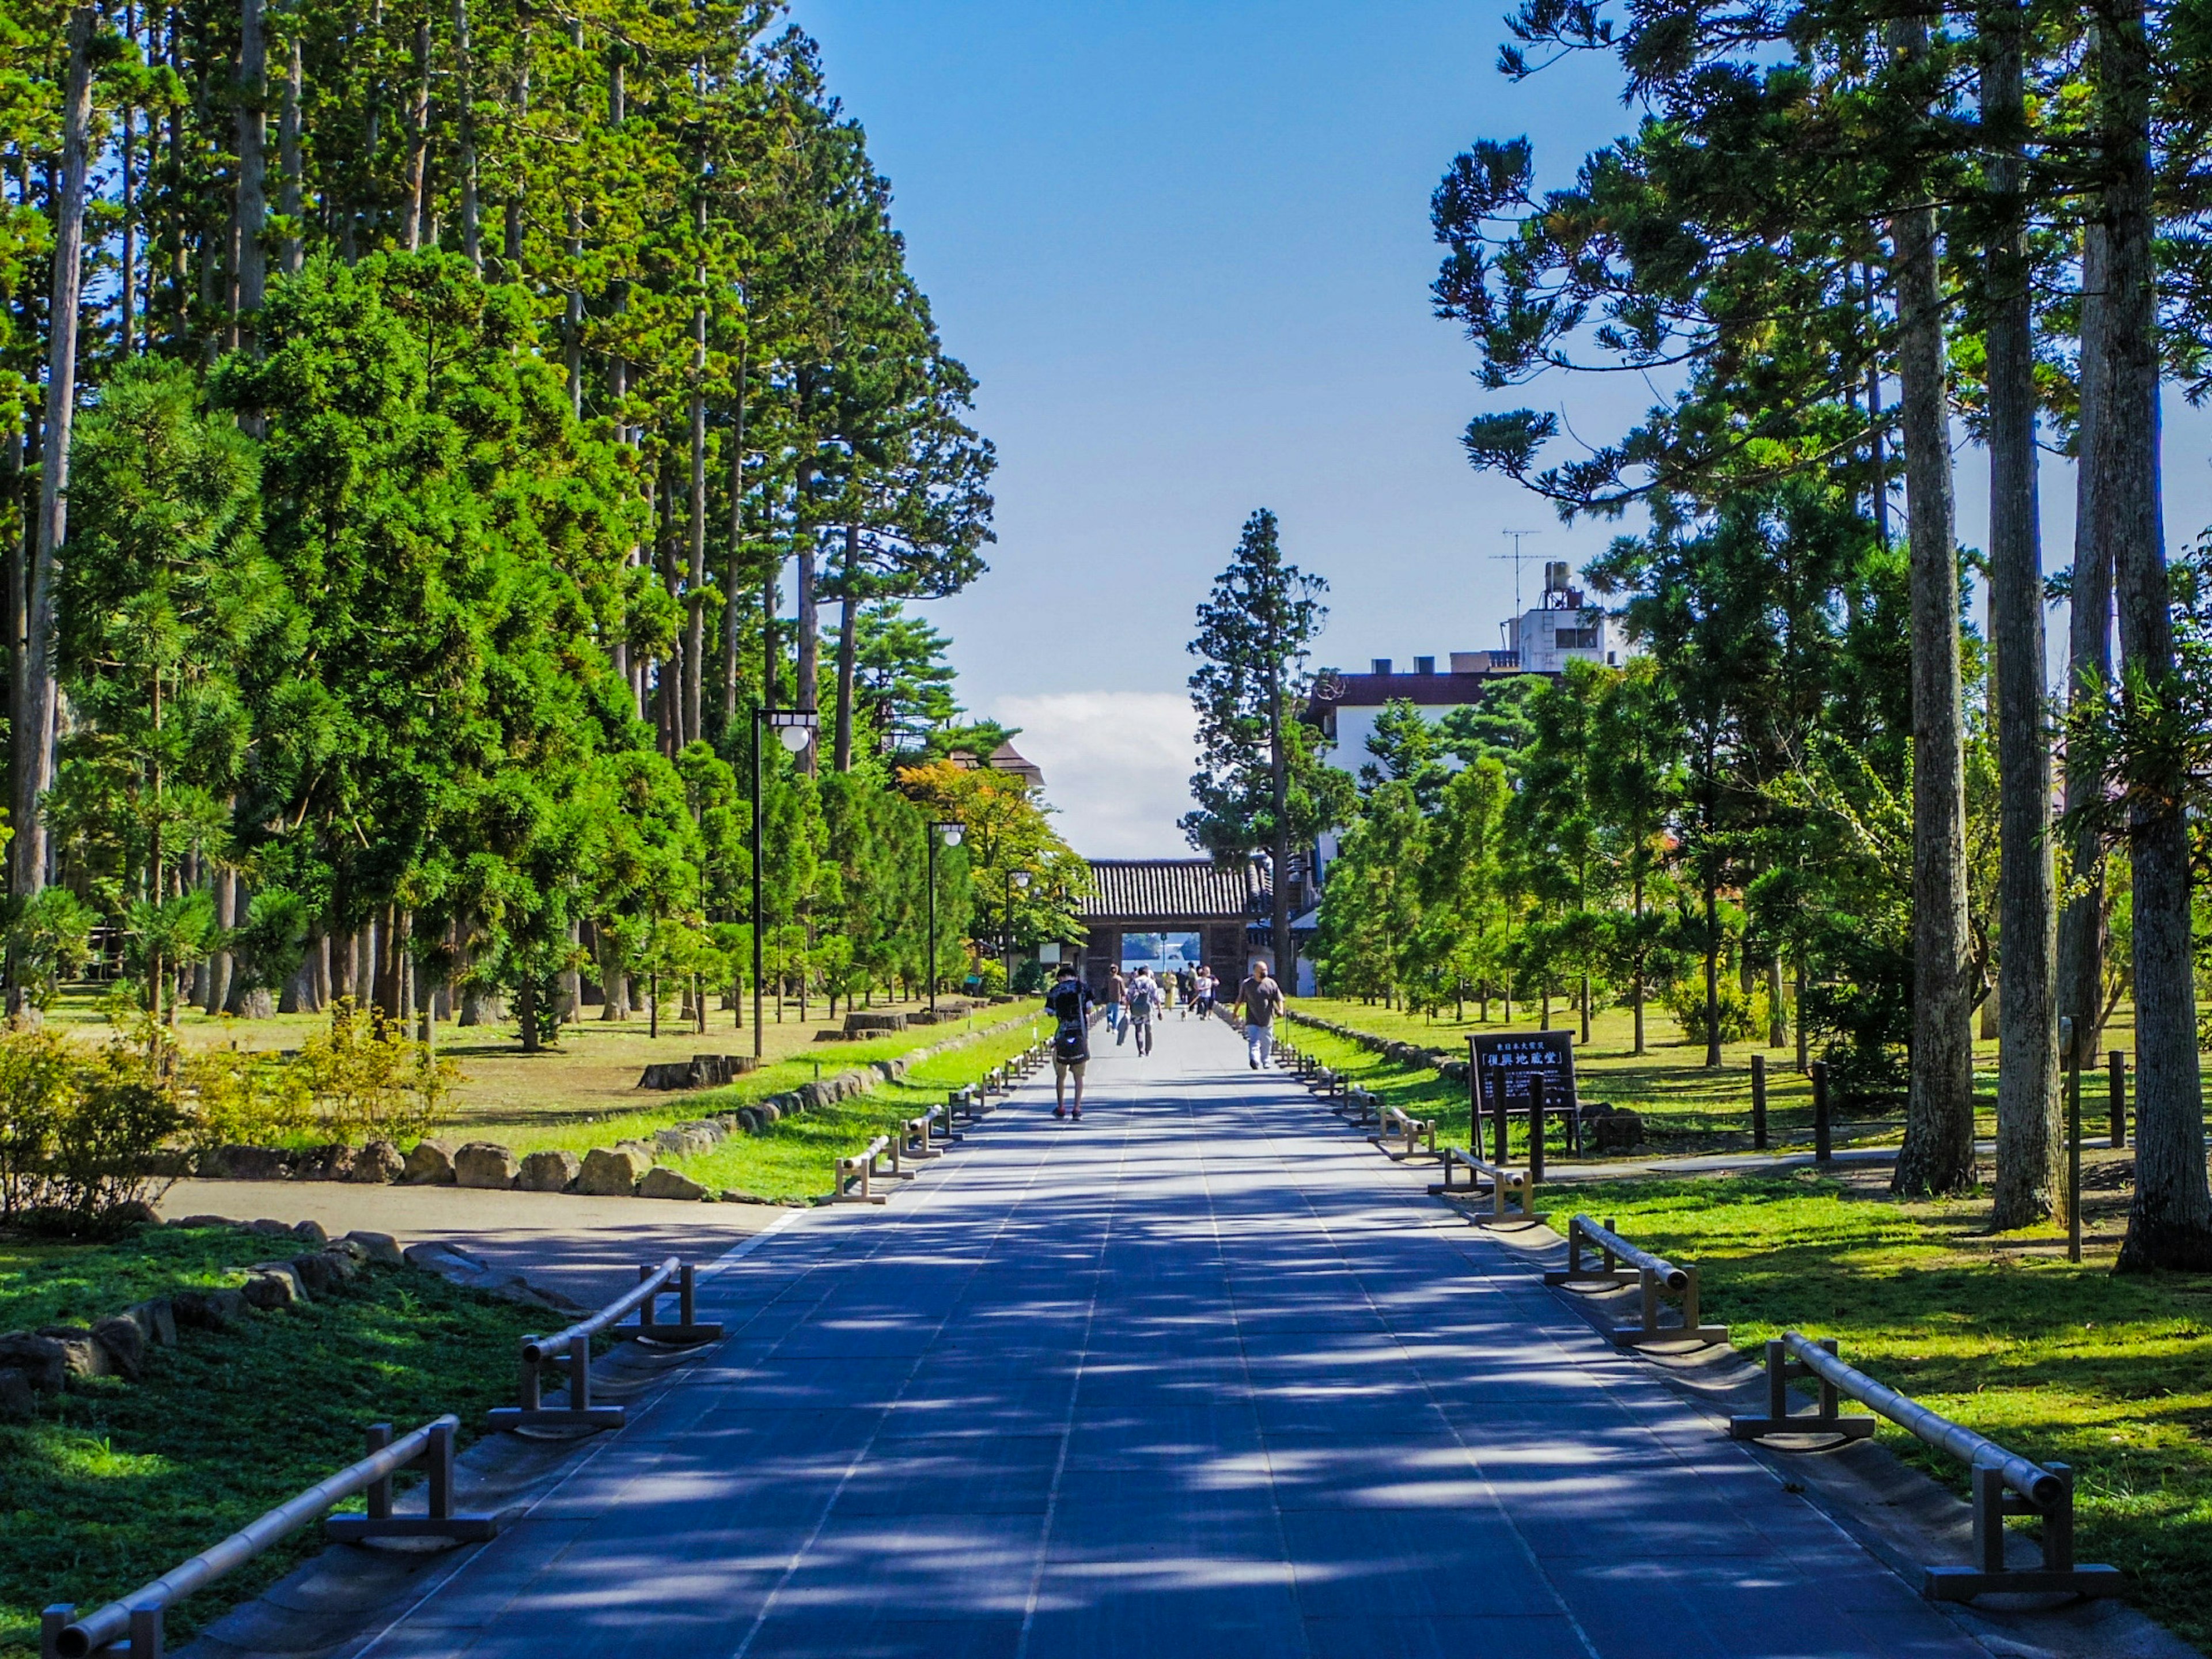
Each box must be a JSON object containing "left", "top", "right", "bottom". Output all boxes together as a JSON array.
[
  {"left": 1043, "top": 963, "right": 1093, "bottom": 1120},
  {"left": 1127, "top": 967, "right": 1161, "bottom": 1057},
  {"left": 1105, "top": 965, "right": 1129, "bottom": 1044},
  {"left": 1234, "top": 960, "right": 1285, "bottom": 1070}
]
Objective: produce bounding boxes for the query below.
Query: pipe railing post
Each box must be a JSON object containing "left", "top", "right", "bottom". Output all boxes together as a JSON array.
[
  {"left": 42, "top": 1604, "right": 73, "bottom": 1659},
  {"left": 680, "top": 1263, "right": 697, "bottom": 1328},
  {"left": 1750, "top": 1053, "right": 1768, "bottom": 1150},
  {"left": 569, "top": 1332, "right": 591, "bottom": 1414},
  {"left": 363, "top": 1423, "right": 394, "bottom": 1520},
  {"left": 637, "top": 1263, "right": 657, "bottom": 1328},
  {"left": 1810, "top": 1061, "right": 1831, "bottom": 1163},
  {"left": 425, "top": 1421, "right": 456, "bottom": 1522}
]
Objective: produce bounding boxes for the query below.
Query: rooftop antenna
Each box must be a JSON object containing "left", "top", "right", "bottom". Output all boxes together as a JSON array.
[{"left": 1494, "top": 529, "right": 1541, "bottom": 617}]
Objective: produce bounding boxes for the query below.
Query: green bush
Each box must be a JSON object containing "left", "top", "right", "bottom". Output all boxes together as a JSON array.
[
  {"left": 0, "top": 1024, "right": 180, "bottom": 1230},
  {"left": 1661, "top": 976, "right": 1764, "bottom": 1046}
]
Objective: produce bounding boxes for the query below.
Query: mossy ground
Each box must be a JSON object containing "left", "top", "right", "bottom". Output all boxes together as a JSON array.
[{"left": 0, "top": 1225, "right": 543, "bottom": 1659}]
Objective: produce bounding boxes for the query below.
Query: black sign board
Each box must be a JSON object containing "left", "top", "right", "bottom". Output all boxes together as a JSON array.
[{"left": 1469, "top": 1030, "right": 1577, "bottom": 1111}]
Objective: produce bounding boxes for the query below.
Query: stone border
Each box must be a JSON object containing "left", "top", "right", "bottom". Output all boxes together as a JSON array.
[
  {"left": 0, "top": 1219, "right": 433, "bottom": 1421},
  {"left": 185, "top": 1008, "right": 1041, "bottom": 1208}
]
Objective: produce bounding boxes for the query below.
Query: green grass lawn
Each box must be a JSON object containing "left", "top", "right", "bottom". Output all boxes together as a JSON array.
[
  {"left": 1285, "top": 995, "right": 2111, "bottom": 1157},
  {"left": 664, "top": 1021, "right": 1047, "bottom": 1200},
  {"left": 0, "top": 1225, "right": 543, "bottom": 1658},
  {"left": 1525, "top": 1168, "right": 2212, "bottom": 1651}
]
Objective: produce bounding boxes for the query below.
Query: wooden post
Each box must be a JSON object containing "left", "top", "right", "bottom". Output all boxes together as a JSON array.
[
  {"left": 2108, "top": 1049, "right": 2126, "bottom": 1149},
  {"left": 1490, "top": 1066, "right": 1509, "bottom": 1165},
  {"left": 1528, "top": 1074, "right": 1546, "bottom": 1183},
  {"left": 1810, "top": 1060, "right": 1831, "bottom": 1163},
  {"left": 2065, "top": 1017, "right": 2082, "bottom": 1263},
  {"left": 1750, "top": 1053, "right": 1768, "bottom": 1151}
]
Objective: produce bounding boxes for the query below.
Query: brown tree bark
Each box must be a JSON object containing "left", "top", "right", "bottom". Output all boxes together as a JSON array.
[
  {"left": 2099, "top": 0, "right": 2212, "bottom": 1271},
  {"left": 235, "top": 0, "right": 267, "bottom": 331},
  {"left": 722, "top": 347, "right": 748, "bottom": 736},
  {"left": 8, "top": 10, "right": 94, "bottom": 1013},
  {"left": 2056, "top": 222, "right": 2111, "bottom": 1058},
  {"left": 278, "top": 19, "right": 302, "bottom": 275},
  {"left": 1887, "top": 12, "right": 1978, "bottom": 1198},
  {"left": 1985, "top": 0, "right": 2062, "bottom": 1229},
  {"left": 834, "top": 524, "right": 859, "bottom": 771},
  {"left": 402, "top": 20, "right": 430, "bottom": 253},
  {"left": 796, "top": 520, "right": 819, "bottom": 776},
  {"left": 684, "top": 283, "right": 707, "bottom": 746}
]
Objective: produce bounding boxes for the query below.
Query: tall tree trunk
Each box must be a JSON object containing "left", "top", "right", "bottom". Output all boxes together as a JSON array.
[
  {"left": 278, "top": 19, "right": 302, "bottom": 275},
  {"left": 120, "top": 4, "right": 137, "bottom": 353},
  {"left": 402, "top": 20, "right": 430, "bottom": 253},
  {"left": 452, "top": 0, "right": 479, "bottom": 270},
  {"left": 2100, "top": 0, "right": 2212, "bottom": 1271},
  {"left": 2056, "top": 223, "right": 2112, "bottom": 1060},
  {"left": 684, "top": 282, "right": 707, "bottom": 745},
  {"left": 722, "top": 346, "right": 747, "bottom": 736},
  {"left": 235, "top": 0, "right": 267, "bottom": 334},
  {"left": 1888, "top": 12, "right": 1978, "bottom": 1197},
  {"left": 205, "top": 866, "right": 236, "bottom": 1014},
  {"left": 796, "top": 519, "right": 819, "bottom": 776},
  {"left": 834, "top": 523, "right": 859, "bottom": 771},
  {"left": 1267, "top": 655, "right": 1290, "bottom": 979},
  {"left": 501, "top": 33, "right": 527, "bottom": 272},
  {"left": 8, "top": 10, "right": 93, "bottom": 1011},
  {"left": 1986, "top": 0, "right": 2061, "bottom": 1230}
]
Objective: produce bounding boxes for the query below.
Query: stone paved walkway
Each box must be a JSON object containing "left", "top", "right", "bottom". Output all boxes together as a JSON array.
[{"left": 353, "top": 1014, "right": 1987, "bottom": 1659}]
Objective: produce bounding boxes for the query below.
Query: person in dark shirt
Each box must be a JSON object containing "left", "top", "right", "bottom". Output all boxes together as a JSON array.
[{"left": 1043, "top": 963, "right": 1093, "bottom": 1120}]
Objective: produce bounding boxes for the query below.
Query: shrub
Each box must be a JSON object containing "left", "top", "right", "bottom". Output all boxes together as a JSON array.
[
  {"left": 180, "top": 1045, "right": 309, "bottom": 1152},
  {"left": 291, "top": 999, "right": 457, "bottom": 1143},
  {"left": 6, "top": 888, "right": 96, "bottom": 1009},
  {"left": 0, "top": 1022, "right": 180, "bottom": 1230},
  {"left": 1661, "top": 976, "right": 1764, "bottom": 1047}
]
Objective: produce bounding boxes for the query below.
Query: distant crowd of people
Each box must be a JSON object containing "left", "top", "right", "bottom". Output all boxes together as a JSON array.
[{"left": 1039, "top": 956, "right": 1287, "bottom": 1118}]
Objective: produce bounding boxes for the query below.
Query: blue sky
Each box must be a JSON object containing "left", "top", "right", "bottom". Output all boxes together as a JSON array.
[{"left": 787, "top": 1, "right": 2212, "bottom": 857}]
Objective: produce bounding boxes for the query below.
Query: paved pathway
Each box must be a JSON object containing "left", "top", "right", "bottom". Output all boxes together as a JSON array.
[{"left": 358, "top": 1014, "right": 1985, "bottom": 1659}]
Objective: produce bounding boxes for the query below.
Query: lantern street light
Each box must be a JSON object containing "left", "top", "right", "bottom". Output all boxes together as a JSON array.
[
  {"left": 751, "top": 707, "right": 818, "bottom": 1059},
  {"left": 927, "top": 821, "right": 962, "bottom": 1014}
]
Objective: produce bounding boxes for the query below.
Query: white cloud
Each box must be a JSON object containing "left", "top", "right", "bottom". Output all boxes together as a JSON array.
[{"left": 992, "top": 691, "right": 1198, "bottom": 859}]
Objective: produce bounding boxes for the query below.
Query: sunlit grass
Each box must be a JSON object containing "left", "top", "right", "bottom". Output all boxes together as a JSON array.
[
  {"left": 1540, "top": 1169, "right": 2212, "bottom": 1649},
  {"left": 0, "top": 1228, "right": 543, "bottom": 1659}
]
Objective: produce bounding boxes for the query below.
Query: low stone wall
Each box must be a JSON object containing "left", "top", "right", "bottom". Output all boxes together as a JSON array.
[
  {"left": 186, "top": 1007, "right": 1040, "bottom": 1206},
  {"left": 0, "top": 1218, "right": 410, "bottom": 1421}
]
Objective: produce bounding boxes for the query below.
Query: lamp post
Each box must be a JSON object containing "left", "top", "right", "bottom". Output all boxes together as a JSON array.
[
  {"left": 1005, "top": 869, "right": 1031, "bottom": 986},
  {"left": 927, "top": 821, "right": 962, "bottom": 1013},
  {"left": 751, "top": 707, "right": 817, "bottom": 1060}
]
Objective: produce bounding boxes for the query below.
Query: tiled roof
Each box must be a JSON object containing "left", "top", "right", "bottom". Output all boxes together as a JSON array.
[{"left": 1081, "top": 859, "right": 1266, "bottom": 923}]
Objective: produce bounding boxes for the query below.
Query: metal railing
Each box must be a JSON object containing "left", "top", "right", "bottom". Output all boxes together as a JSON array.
[
  {"left": 1370, "top": 1103, "right": 1438, "bottom": 1161},
  {"left": 1542, "top": 1215, "right": 1727, "bottom": 1348},
  {"left": 1729, "top": 1331, "right": 2120, "bottom": 1602},
  {"left": 44, "top": 1415, "right": 496, "bottom": 1659},
  {"left": 487, "top": 1258, "right": 724, "bottom": 1434},
  {"left": 1427, "top": 1143, "right": 1536, "bottom": 1227}
]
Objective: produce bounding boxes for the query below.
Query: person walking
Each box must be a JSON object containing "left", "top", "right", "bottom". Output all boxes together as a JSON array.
[
  {"left": 1043, "top": 963, "right": 1092, "bottom": 1120},
  {"left": 1105, "top": 965, "right": 1128, "bottom": 1044},
  {"left": 1234, "top": 961, "right": 1285, "bottom": 1070},
  {"left": 1176, "top": 967, "right": 1195, "bottom": 1018},
  {"left": 1127, "top": 966, "right": 1160, "bottom": 1057},
  {"left": 1193, "top": 965, "right": 1217, "bottom": 1020}
]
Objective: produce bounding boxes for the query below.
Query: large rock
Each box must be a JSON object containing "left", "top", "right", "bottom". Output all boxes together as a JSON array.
[
  {"left": 404, "top": 1241, "right": 584, "bottom": 1312},
  {"left": 454, "top": 1141, "right": 520, "bottom": 1190},
  {"left": 291, "top": 1218, "right": 329, "bottom": 1245},
  {"left": 1588, "top": 1109, "right": 1644, "bottom": 1153},
  {"left": 122, "top": 1298, "right": 177, "bottom": 1349},
  {"left": 653, "top": 1126, "right": 714, "bottom": 1158},
  {"left": 203, "top": 1145, "right": 294, "bottom": 1181},
  {"left": 90, "top": 1316, "right": 145, "bottom": 1382},
  {"left": 109, "top": 1199, "right": 161, "bottom": 1229},
  {"left": 517, "top": 1149, "right": 581, "bottom": 1193},
  {"left": 291, "top": 1252, "right": 343, "bottom": 1294},
  {"left": 0, "top": 1369, "right": 33, "bottom": 1421},
  {"left": 344, "top": 1230, "right": 404, "bottom": 1266},
  {"left": 293, "top": 1143, "right": 356, "bottom": 1181},
  {"left": 172, "top": 1287, "right": 249, "bottom": 1332},
  {"left": 243, "top": 1263, "right": 306, "bottom": 1308},
  {"left": 247, "top": 1218, "right": 293, "bottom": 1237},
  {"left": 575, "top": 1146, "right": 649, "bottom": 1196},
  {"left": 402, "top": 1138, "right": 459, "bottom": 1185},
  {"left": 36, "top": 1328, "right": 108, "bottom": 1382},
  {"left": 0, "top": 1334, "right": 67, "bottom": 1393},
  {"left": 171, "top": 1214, "right": 241, "bottom": 1230},
  {"left": 638, "top": 1166, "right": 706, "bottom": 1202},
  {"left": 351, "top": 1139, "right": 406, "bottom": 1183}
]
